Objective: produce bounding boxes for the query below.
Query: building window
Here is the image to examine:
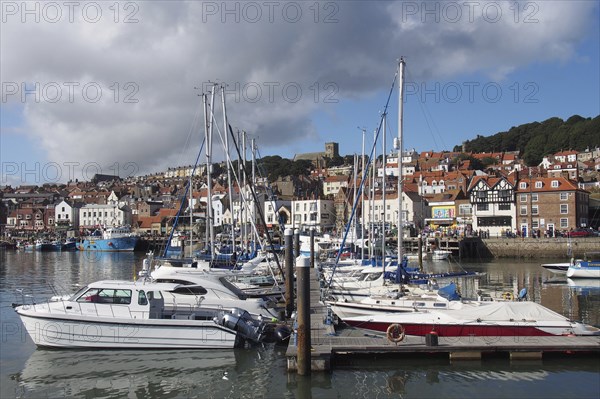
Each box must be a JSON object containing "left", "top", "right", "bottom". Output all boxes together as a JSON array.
[
  {"left": 532, "top": 193, "right": 538, "bottom": 202},
  {"left": 476, "top": 191, "right": 486, "bottom": 199},
  {"left": 535, "top": 181, "right": 542, "bottom": 188},
  {"left": 532, "top": 219, "right": 539, "bottom": 228},
  {"left": 520, "top": 206, "right": 528, "bottom": 216},
  {"left": 498, "top": 203, "right": 511, "bottom": 210},
  {"left": 560, "top": 193, "right": 568, "bottom": 201},
  {"left": 532, "top": 205, "right": 539, "bottom": 215},
  {"left": 520, "top": 194, "right": 527, "bottom": 203},
  {"left": 560, "top": 218, "right": 568, "bottom": 228},
  {"left": 476, "top": 203, "right": 488, "bottom": 211},
  {"left": 459, "top": 204, "right": 472, "bottom": 215},
  {"left": 551, "top": 180, "right": 559, "bottom": 188},
  {"left": 560, "top": 204, "right": 568, "bottom": 214},
  {"left": 519, "top": 182, "right": 527, "bottom": 189}
]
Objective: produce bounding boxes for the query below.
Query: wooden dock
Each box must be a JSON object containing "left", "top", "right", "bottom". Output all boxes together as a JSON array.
[{"left": 285, "top": 268, "right": 600, "bottom": 372}]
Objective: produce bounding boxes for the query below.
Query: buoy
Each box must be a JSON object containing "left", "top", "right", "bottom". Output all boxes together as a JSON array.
[{"left": 386, "top": 323, "right": 405, "bottom": 344}]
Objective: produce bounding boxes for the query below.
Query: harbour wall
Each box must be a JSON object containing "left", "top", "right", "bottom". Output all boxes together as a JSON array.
[{"left": 476, "top": 237, "right": 600, "bottom": 259}]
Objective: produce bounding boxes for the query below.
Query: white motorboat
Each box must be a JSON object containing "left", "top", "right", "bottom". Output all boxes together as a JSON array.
[
  {"left": 541, "top": 262, "right": 572, "bottom": 274},
  {"left": 150, "top": 270, "right": 284, "bottom": 319},
  {"left": 566, "top": 257, "right": 600, "bottom": 279},
  {"left": 14, "top": 279, "right": 276, "bottom": 349},
  {"left": 431, "top": 249, "right": 452, "bottom": 260}
]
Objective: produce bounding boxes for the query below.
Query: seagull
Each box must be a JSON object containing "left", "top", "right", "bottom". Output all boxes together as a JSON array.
[{"left": 222, "top": 372, "right": 229, "bottom": 380}]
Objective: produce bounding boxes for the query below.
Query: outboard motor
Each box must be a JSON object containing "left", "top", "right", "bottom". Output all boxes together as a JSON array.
[{"left": 219, "top": 308, "right": 265, "bottom": 344}]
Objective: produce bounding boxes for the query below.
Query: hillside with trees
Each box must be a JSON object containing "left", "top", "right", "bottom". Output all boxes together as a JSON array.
[{"left": 454, "top": 115, "right": 600, "bottom": 165}]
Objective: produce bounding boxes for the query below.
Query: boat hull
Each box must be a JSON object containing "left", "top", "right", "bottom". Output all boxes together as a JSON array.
[
  {"left": 342, "top": 319, "right": 572, "bottom": 337},
  {"left": 337, "top": 301, "right": 600, "bottom": 337},
  {"left": 16, "top": 311, "right": 237, "bottom": 349},
  {"left": 541, "top": 263, "right": 570, "bottom": 274},
  {"left": 566, "top": 267, "right": 600, "bottom": 278},
  {"left": 79, "top": 236, "right": 139, "bottom": 251}
]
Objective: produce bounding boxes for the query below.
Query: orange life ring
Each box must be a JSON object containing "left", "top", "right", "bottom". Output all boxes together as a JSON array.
[
  {"left": 502, "top": 292, "right": 514, "bottom": 301},
  {"left": 386, "top": 323, "right": 405, "bottom": 344}
]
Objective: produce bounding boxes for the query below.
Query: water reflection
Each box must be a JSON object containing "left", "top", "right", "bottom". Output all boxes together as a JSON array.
[
  {"left": 333, "top": 357, "right": 599, "bottom": 398},
  {"left": 13, "top": 349, "right": 236, "bottom": 398},
  {"left": 1, "top": 252, "right": 599, "bottom": 399}
]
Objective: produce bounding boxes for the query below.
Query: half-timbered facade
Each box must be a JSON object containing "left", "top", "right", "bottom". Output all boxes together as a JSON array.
[{"left": 468, "top": 175, "right": 516, "bottom": 237}]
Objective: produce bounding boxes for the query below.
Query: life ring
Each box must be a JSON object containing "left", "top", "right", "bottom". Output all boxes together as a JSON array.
[
  {"left": 502, "top": 292, "right": 514, "bottom": 301},
  {"left": 386, "top": 323, "right": 405, "bottom": 344}
]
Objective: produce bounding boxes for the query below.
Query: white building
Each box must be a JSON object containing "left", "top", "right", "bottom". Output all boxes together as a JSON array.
[
  {"left": 54, "top": 200, "right": 80, "bottom": 229},
  {"left": 362, "top": 191, "right": 427, "bottom": 230},
  {"left": 468, "top": 175, "right": 516, "bottom": 237},
  {"left": 79, "top": 203, "right": 132, "bottom": 228},
  {"left": 291, "top": 199, "right": 335, "bottom": 233}
]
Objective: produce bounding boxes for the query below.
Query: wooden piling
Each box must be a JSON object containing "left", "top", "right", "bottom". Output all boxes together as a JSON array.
[{"left": 296, "top": 255, "right": 311, "bottom": 375}]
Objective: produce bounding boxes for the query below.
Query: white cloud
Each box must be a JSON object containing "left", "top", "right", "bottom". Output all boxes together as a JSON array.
[{"left": 1, "top": 0, "right": 596, "bottom": 180}]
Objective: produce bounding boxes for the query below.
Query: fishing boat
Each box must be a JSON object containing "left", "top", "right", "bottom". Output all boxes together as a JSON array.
[
  {"left": 78, "top": 226, "right": 139, "bottom": 251},
  {"left": 13, "top": 279, "right": 280, "bottom": 349},
  {"left": 566, "top": 255, "right": 600, "bottom": 278},
  {"left": 339, "top": 300, "right": 600, "bottom": 337}
]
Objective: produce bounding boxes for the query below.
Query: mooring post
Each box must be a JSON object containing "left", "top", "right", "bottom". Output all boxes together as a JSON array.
[
  {"left": 310, "top": 227, "right": 315, "bottom": 268},
  {"left": 285, "top": 228, "right": 295, "bottom": 318},
  {"left": 296, "top": 255, "right": 311, "bottom": 375},
  {"left": 294, "top": 228, "right": 300, "bottom": 257},
  {"left": 418, "top": 235, "right": 423, "bottom": 269}
]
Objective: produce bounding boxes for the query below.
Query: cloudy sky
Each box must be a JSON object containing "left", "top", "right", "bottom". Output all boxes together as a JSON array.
[{"left": 1, "top": 1, "right": 599, "bottom": 185}]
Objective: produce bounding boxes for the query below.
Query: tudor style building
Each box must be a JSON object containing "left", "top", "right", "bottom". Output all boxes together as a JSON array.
[{"left": 468, "top": 175, "right": 517, "bottom": 237}]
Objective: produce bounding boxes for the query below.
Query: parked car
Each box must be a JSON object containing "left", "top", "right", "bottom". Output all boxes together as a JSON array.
[{"left": 566, "top": 228, "right": 592, "bottom": 238}]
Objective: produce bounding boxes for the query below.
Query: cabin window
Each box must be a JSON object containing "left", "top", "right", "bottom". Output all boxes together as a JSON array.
[
  {"left": 77, "top": 288, "right": 132, "bottom": 304},
  {"left": 433, "top": 303, "right": 447, "bottom": 307},
  {"left": 138, "top": 290, "right": 148, "bottom": 305}
]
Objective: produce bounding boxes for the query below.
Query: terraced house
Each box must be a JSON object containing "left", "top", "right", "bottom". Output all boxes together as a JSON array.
[{"left": 515, "top": 176, "right": 589, "bottom": 237}]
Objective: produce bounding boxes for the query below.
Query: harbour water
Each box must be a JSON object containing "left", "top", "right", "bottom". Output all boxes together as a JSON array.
[{"left": 1, "top": 250, "right": 599, "bottom": 399}]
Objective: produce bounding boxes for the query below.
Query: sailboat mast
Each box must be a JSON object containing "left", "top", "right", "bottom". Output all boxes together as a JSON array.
[
  {"left": 361, "top": 128, "right": 366, "bottom": 260},
  {"left": 352, "top": 153, "right": 357, "bottom": 245},
  {"left": 221, "top": 85, "right": 235, "bottom": 252},
  {"left": 382, "top": 113, "right": 387, "bottom": 267},
  {"left": 396, "top": 57, "right": 405, "bottom": 263},
  {"left": 207, "top": 85, "right": 216, "bottom": 262},
  {"left": 251, "top": 137, "right": 257, "bottom": 252},
  {"left": 370, "top": 128, "right": 376, "bottom": 260},
  {"left": 242, "top": 131, "right": 247, "bottom": 253},
  {"left": 189, "top": 173, "right": 192, "bottom": 256}
]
